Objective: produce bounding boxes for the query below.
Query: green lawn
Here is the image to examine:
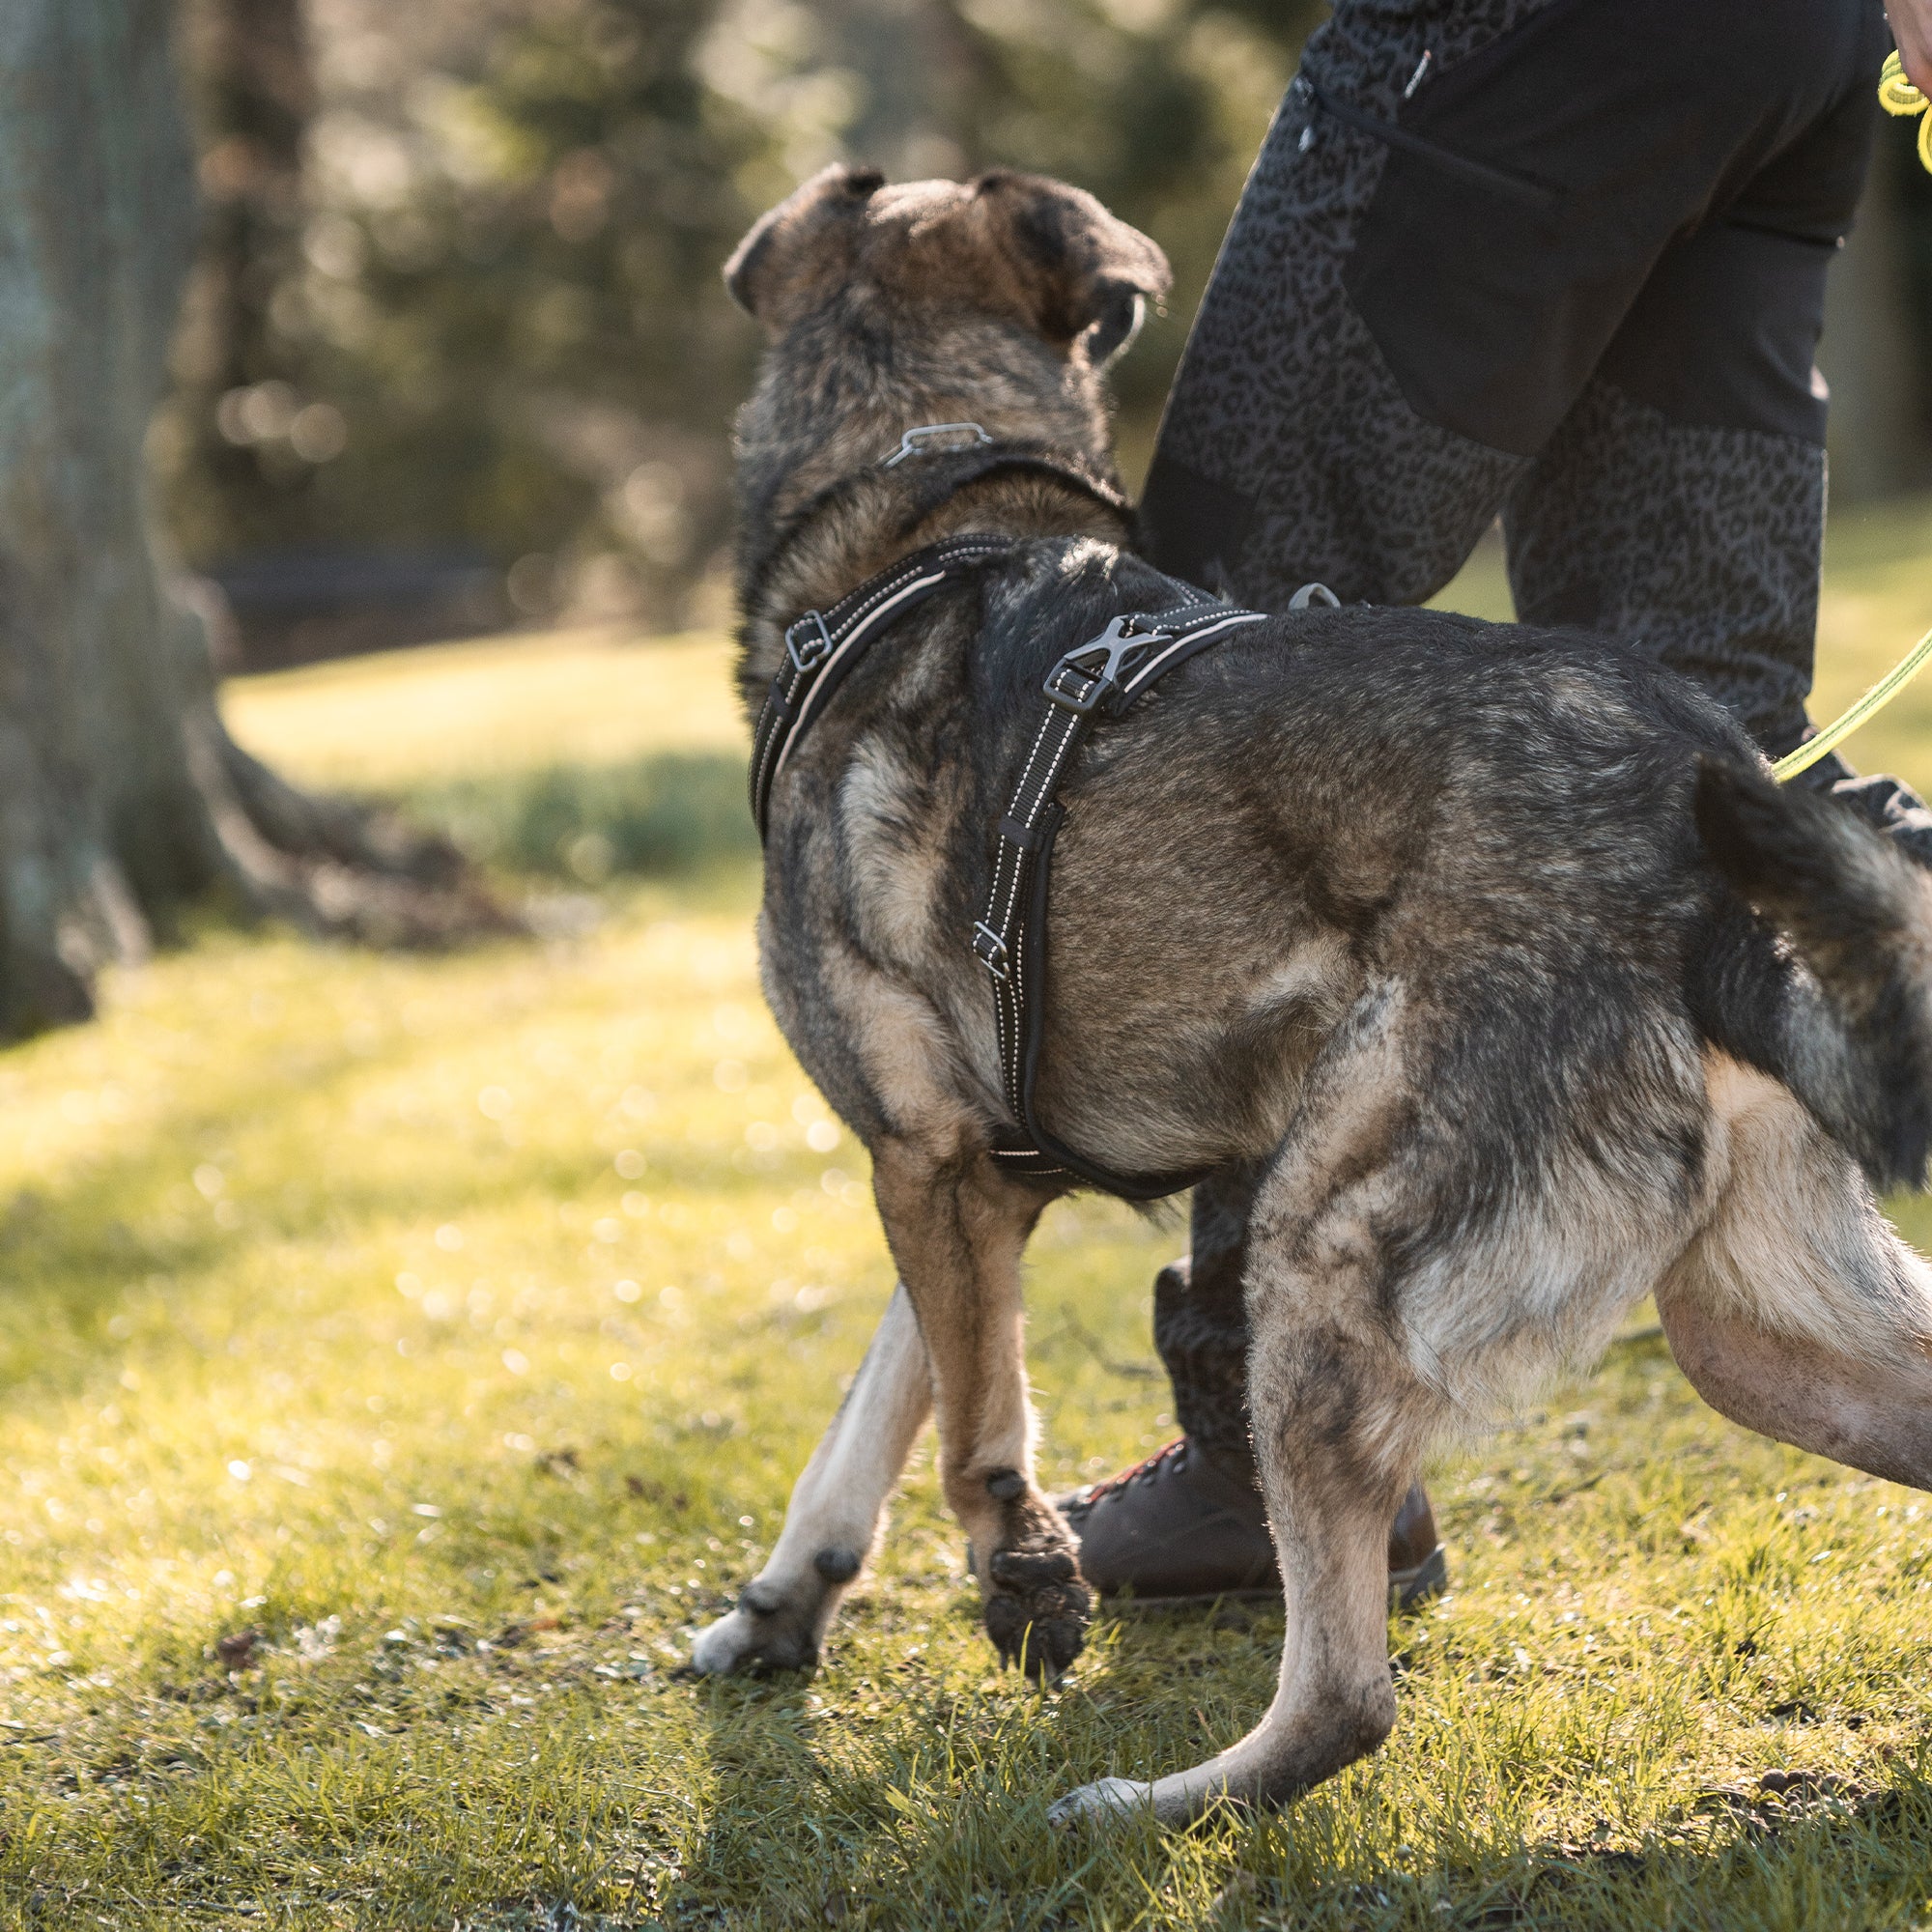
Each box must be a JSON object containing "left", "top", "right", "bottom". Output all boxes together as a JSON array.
[{"left": 8, "top": 512, "right": 1932, "bottom": 1927}]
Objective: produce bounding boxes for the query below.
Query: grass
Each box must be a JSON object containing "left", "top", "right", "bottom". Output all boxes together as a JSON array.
[
  {"left": 7, "top": 508, "right": 1932, "bottom": 1927},
  {"left": 221, "top": 628, "right": 756, "bottom": 882}
]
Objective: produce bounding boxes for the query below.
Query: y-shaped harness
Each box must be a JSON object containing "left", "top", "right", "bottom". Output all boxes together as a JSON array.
[
  {"left": 972, "top": 598, "right": 1266, "bottom": 1195},
  {"left": 750, "top": 427, "right": 1276, "bottom": 1199}
]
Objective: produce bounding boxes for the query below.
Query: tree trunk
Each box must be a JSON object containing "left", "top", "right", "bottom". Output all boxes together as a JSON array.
[
  {"left": 173, "top": 0, "right": 321, "bottom": 554},
  {"left": 0, "top": 0, "right": 505, "bottom": 1040}
]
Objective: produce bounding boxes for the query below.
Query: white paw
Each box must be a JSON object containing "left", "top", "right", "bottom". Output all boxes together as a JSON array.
[
  {"left": 690, "top": 1607, "right": 757, "bottom": 1675},
  {"left": 1047, "top": 1776, "right": 1154, "bottom": 1827}
]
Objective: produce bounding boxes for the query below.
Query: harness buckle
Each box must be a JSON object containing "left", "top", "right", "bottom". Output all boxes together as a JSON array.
[
  {"left": 971, "top": 922, "right": 1011, "bottom": 981},
  {"left": 784, "top": 611, "right": 835, "bottom": 672},
  {"left": 1043, "top": 615, "right": 1169, "bottom": 715},
  {"left": 882, "top": 421, "right": 995, "bottom": 468}
]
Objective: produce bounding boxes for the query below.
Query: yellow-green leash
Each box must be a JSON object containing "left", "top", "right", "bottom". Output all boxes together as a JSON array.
[
  {"left": 1769, "top": 51, "right": 1932, "bottom": 782},
  {"left": 1880, "top": 48, "right": 1932, "bottom": 168},
  {"left": 1771, "top": 623, "right": 1932, "bottom": 781}
]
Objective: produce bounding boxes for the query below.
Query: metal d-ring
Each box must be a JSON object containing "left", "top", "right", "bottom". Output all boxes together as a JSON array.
[{"left": 881, "top": 422, "right": 995, "bottom": 468}]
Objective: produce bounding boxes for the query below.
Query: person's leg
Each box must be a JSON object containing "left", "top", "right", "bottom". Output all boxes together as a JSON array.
[
  {"left": 1138, "top": 3, "right": 1549, "bottom": 606},
  {"left": 1502, "top": 43, "right": 1932, "bottom": 864},
  {"left": 1065, "top": 1159, "right": 1446, "bottom": 1605},
  {"left": 1079, "top": 3, "right": 1556, "bottom": 1608},
  {"left": 1082, "top": 0, "right": 1898, "bottom": 1605}
]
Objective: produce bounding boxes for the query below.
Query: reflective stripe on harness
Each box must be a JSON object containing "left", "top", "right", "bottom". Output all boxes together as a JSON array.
[
  {"left": 978, "top": 598, "right": 1267, "bottom": 1199},
  {"left": 750, "top": 534, "right": 1014, "bottom": 840}
]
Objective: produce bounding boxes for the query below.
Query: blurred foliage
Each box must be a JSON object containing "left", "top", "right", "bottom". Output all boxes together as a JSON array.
[
  {"left": 414, "top": 751, "right": 757, "bottom": 881},
  {"left": 157, "top": 0, "right": 1316, "bottom": 628}
]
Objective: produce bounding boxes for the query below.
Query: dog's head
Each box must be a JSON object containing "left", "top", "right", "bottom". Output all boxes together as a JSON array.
[
  {"left": 724, "top": 166, "right": 1170, "bottom": 528},
  {"left": 725, "top": 164, "right": 1169, "bottom": 363}
]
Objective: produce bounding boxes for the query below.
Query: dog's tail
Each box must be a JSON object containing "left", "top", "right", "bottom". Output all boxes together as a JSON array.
[{"left": 1694, "top": 755, "right": 1932, "bottom": 1189}]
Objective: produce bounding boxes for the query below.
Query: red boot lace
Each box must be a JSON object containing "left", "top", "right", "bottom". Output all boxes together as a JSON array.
[{"left": 1080, "top": 1436, "right": 1187, "bottom": 1500}]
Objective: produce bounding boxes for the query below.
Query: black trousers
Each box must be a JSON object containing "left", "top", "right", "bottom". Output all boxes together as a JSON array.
[{"left": 1138, "top": 0, "right": 1930, "bottom": 1477}]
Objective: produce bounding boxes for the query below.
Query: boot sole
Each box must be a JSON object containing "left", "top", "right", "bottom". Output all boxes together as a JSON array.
[{"left": 1092, "top": 1545, "right": 1450, "bottom": 1615}]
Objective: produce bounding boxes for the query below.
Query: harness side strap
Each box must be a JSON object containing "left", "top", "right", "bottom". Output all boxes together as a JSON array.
[
  {"left": 751, "top": 534, "right": 1013, "bottom": 839},
  {"left": 978, "top": 600, "right": 1267, "bottom": 1198}
]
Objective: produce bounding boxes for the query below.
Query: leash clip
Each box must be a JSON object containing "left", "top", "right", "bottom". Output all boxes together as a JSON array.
[
  {"left": 784, "top": 611, "right": 835, "bottom": 672},
  {"left": 1044, "top": 615, "right": 1170, "bottom": 715},
  {"left": 883, "top": 421, "right": 994, "bottom": 468}
]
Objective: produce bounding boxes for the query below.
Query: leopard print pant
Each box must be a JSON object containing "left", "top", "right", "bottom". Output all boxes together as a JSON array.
[{"left": 1141, "top": 0, "right": 1929, "bottom": 1482}]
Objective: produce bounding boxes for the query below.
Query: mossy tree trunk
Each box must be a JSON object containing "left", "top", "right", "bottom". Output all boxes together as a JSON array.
[{"left": 0, "top": 0, "right": 502, "bottom": 1039}]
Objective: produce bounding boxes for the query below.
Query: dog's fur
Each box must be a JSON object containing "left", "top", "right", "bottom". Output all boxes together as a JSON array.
[{"left": 692, "top": 164, "right": 1932, "bottom": 1828}]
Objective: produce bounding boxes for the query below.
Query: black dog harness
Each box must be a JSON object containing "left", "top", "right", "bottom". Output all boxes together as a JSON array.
[
  {"left": 976, "top": 598, "right": 1265, "bottom": 1196},
  {"left": 750, "top": 532, "right": 1013, "bottom": 838},
  {"left": 751, "top": 429, "right": 1270, "bottom": 1199},
  {"left": 748, "top": 429, "right": 1135, "bottom": 837}
]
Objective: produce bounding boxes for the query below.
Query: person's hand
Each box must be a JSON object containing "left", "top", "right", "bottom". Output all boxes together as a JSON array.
[{"left": 1889, "top": 0, "right": 1932, "bottom": 96}]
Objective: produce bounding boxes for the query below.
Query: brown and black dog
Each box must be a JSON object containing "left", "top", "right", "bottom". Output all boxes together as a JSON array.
[{"left": 695, "top": 164, "right": 1932, "bottom": 1827}]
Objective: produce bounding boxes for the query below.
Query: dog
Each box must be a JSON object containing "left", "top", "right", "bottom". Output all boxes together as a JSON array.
[{"left": 692, "top": 163, "right": 1932, "bottom": 1828}]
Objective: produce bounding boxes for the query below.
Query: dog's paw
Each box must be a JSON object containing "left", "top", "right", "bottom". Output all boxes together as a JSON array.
[
  {"left": 1047, "top": 1776, "right": 1153, "bottom": 1827},
  {"left": 690, "top": 1577, "right": 824, "bottom": 1675},
  {"left": 982, "top": 1543, "right": 1090, "bottom": 1680}
]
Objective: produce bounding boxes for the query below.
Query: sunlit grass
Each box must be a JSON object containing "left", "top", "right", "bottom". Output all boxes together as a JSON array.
[
  {"left": 221, "top": 627, "right": 745, "bottom": 793},
  {"left": 6, "top": 512, "right": 1932, "bottom": 1924},
  {"left": 223, "top": 627, "right": 756, "bottom": 882}
]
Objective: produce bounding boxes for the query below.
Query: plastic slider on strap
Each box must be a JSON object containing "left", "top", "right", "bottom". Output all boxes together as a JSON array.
[
  {"left": 1043, "top": 615, "right": 1169, "bottom": 715},
  {"left": 971, "top": 922, "right": 1010, "bottom": 981},
  {"left": 785, "top": 611, "right": 835, "bottom": 672}
]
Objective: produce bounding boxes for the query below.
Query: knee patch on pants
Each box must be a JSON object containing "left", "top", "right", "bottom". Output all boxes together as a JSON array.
[{"left": 1339, "top": 0, "right": 1888, "bottom": 453}]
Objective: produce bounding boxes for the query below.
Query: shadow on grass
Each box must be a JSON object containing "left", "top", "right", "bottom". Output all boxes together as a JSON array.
[
  {"left": 1227, "top": 1761, "right": 1932, "bottom": 1930},
  {"left": 392, "top": 749, "right": 757, "bottom": 883},
  {"left": 676, "top": 1662, "right": 1137, "bottom": 1931},
  {"left": 665, "top": 1629, "right": 1932, "bottom": 1929}
]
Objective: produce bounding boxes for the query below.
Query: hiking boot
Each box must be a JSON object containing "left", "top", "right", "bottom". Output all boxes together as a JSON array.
[{"left": 1056, "top": 1437, "right": 1447, "bottom": 1611}]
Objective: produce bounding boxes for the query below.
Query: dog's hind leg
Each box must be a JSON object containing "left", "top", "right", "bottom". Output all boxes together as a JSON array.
[
  {"left": 1052, "top": 1236, "right": 1436, "bottom": 1825},
  {"left": 1656, "top": 1052, "right": 1932, "bottom": 1489},
  {"left": 692, "top": 1283, "right": 931, "bottom": 1674},
  {"left": 1054, "top": 989, "right": 1442, "bottom": 1827},
  {"left": 868, "top": 1143, "right": 1085, "bottom": 1678}
]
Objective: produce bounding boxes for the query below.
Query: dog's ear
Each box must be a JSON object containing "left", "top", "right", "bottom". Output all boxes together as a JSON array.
[
  {"left": 967, "top": 171, "right": 1170, "bottom": 356},
  {"left": 724, "top": 164, "right": 886, "bottom": 327}
]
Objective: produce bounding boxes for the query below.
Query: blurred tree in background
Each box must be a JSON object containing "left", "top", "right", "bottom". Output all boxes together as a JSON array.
[
  {"left": 156, "top": 0, "right": 1932, "bottom": 653},
  {"left": 156, "top": 0, "right": 1316, "bottom": 645},
  {"left": 0, "top": 0, "right": 504, "bottom": 1043},
  {"left": 172, "top": 0, "right": 317, "bottom": 561}
]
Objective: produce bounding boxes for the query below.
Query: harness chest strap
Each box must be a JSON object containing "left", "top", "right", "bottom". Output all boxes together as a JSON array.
[
  {"left": 978, "top": 600, "right": 1267, "bottom": 1199},
  {"left": 750, "top": 533, "right": 1014, "bottom": 839}
]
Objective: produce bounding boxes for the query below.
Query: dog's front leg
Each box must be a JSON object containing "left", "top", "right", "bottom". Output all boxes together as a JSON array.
[
  {"left": 692, "top": 1282, "right": 931, "bottom": 1674},
  {"left": 870, "top": 1144, "right": 1087, "bottom": 1679}
]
